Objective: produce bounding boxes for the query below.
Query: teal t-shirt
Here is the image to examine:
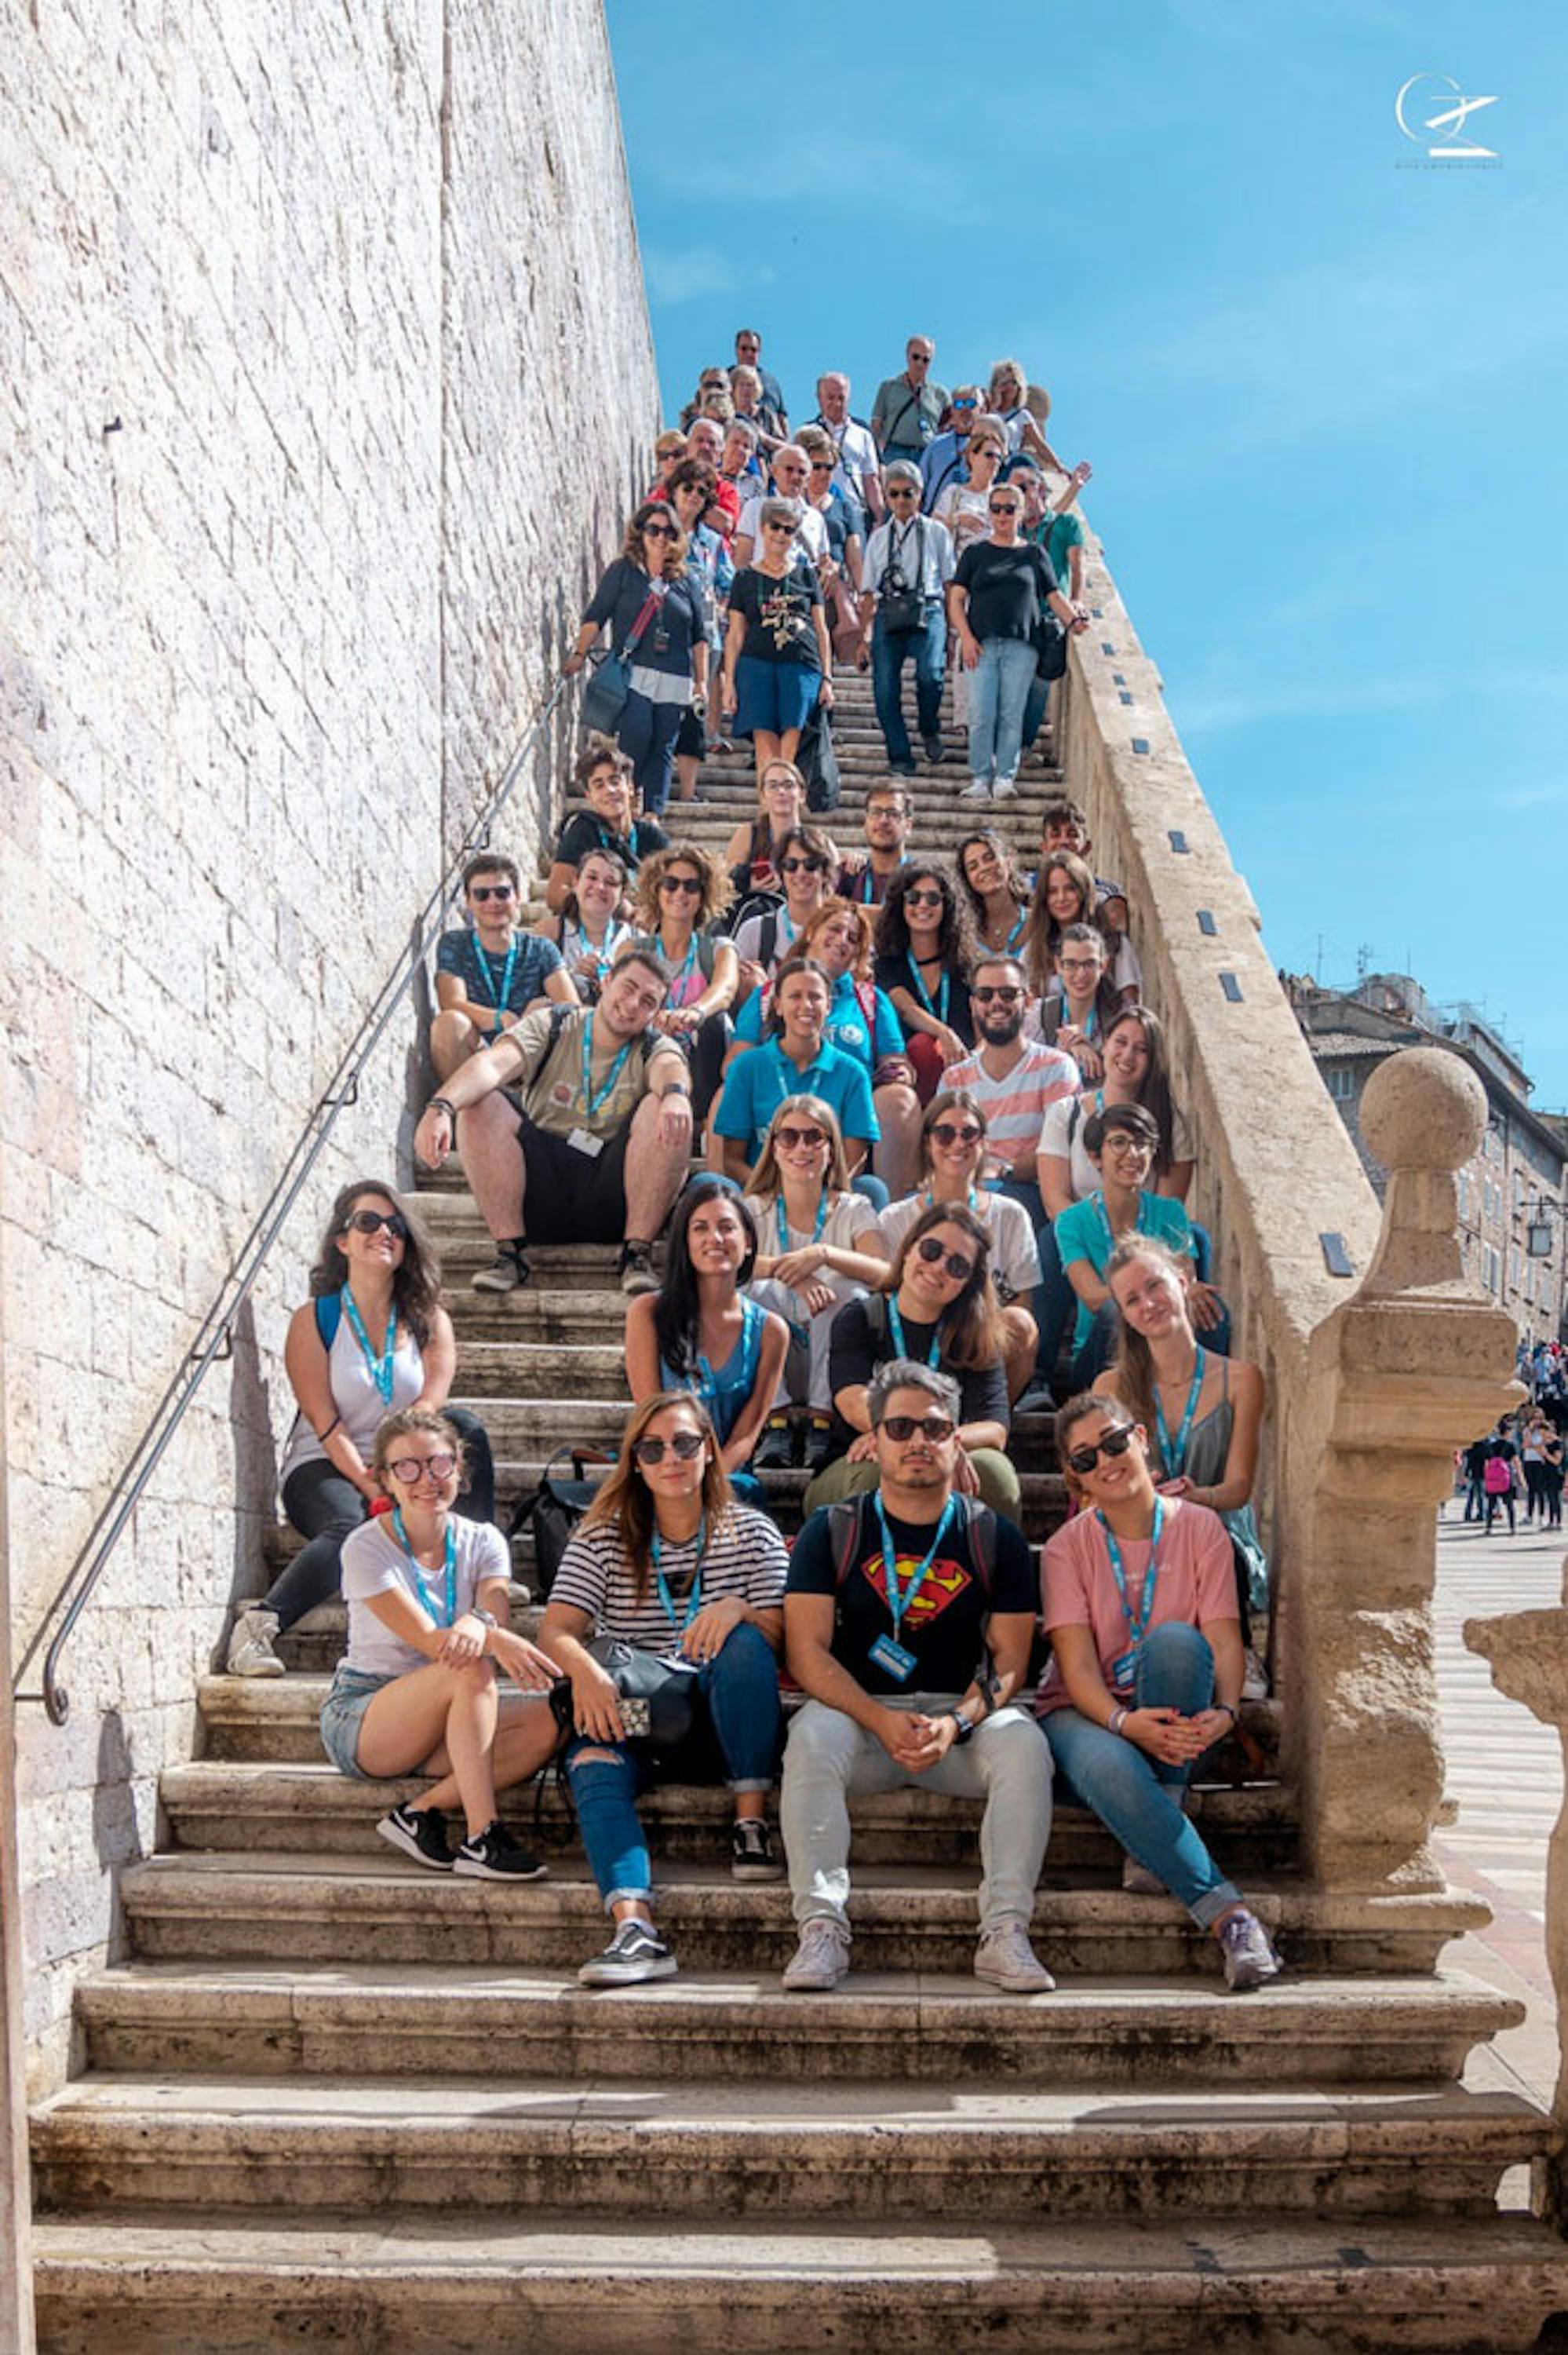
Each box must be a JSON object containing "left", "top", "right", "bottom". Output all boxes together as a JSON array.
[
  {"left": 1054, "top": 1192, "right": 1194, "bottom": 1351},
  {"left": 1030, "top": 511, "right": 1085, "bottom": 597},
  {"left": 713, "top": 1037, "right": 881, "bottom": 1166},
  {"left": 733, "top": 972, "right": 904, "bottom": 1075}
]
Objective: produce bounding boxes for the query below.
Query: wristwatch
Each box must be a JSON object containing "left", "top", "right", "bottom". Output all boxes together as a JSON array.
[
  {"left": 470, "top": 1608, "right": 499, "bottom": 1630},
  {"left": 946, "top": 1711, "right": 975, "bottom": 1747}
]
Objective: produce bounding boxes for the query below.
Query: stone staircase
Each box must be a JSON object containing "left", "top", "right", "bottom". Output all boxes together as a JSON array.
[{"left": 27, "top": 665, "right": 1568, "bottom": 2350}]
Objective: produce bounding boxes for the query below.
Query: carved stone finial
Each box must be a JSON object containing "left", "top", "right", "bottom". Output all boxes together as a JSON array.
[{"left": 1357, "top": 1048, "right": 1490, "bottom": 1297}]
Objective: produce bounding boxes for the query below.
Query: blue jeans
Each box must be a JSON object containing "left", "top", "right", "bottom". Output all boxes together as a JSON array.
[
  {"left": 618, "top": 691, "right": 685, "bottom": 816},
  {"left": 871, "top": 605, "right": 946, "bottom": 765},
  {"left": 966, "top": 637, "right": 1037, "bottom": 785},
  {"left": 1042, "top": 1623, "right": 1242, "bottom": 1927},
  {"left": 563, "top": 1621, "right": 781, "bottom": 1909},
  {"left": 852, "top": 1172, "right": 889, "bottom": 1212}
]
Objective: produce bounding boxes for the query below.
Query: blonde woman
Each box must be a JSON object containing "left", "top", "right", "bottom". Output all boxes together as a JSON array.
[
  {"left": 624, "top": 842, "right": 738, "bottom": 1123},
  {"left": 985, "top": 358, "right": 1063, "bottom": 469},
  {"left": 744, "top": 1096, "right": 892, "bottom": 1468}
]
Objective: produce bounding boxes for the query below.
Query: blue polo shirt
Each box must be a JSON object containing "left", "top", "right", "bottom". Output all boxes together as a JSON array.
[
  {"left": 733, "top": 972, "right": 905, "bottom": 1076},
  {"left": 713, "top": 1036, "right": 880, "bottom": 1165},
  {"left": 1055, "top": 1192, "right": 1195, "bottom": 1352}
]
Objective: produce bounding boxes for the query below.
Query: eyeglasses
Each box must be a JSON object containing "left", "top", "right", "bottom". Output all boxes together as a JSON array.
[
  {"left": 1064, "top": 1424, "right": 1136, "bottom": 1477},
  {"left": 659, "top": 874, "right": 703, "bottom": 896},
  {"left": 780, "top": 855, "right": 827, "bottom": 875},
  {"left": 1104, "top": 1134, "right": 1154, "bottom": 1158},
  {"left": 880, "top": 1413, "right": 956, "bottom": 1444},
  {"left": 764, "top": 520, "right": 797, "bottom": 535},
  {"left": 914, "top": 1236, "right": 976, "bottom": 1282},
  {"left": 643, "top": 521, "right": 676, "bottom": 539},
  {"left": 929, "top": 1122, "right": 983, "bottom": 1148},
  {"left": 988, "top": 501, "right": 1021, "bottom": 516},
  {"left": 905, "top": 887, "right": 944, "bottom": 910},
  {"left": 345, "top": 1209, "right": 408, "bottom": 1240},
  {"left": 470, "top": 884, "right": 515, "bottom": 904},
  {"left": 1059, "top": 955, "right": 1103, "bottom": 975},
  {"left": 633, "top": 1430, "right": 706, "bottom": 1466},
  {"left": 775, "top": 1125, "right": 826, "bottom": 1151},
  {"left": 387, "top": 1451, "right": 458, "bottom": 1484},
  {"left": 972, "top": 985, "right": 1024, "bottom": 1005}
]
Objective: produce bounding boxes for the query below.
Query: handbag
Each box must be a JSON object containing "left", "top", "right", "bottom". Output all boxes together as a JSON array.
[
  {"left": 548, "top": 1637, "right": 698, "bottom": 1754},
  {"left": 1034, "top": 612, "right": 1068, "bottom": 682},
  {"left": 878, "top": 519, "right": 927, "bottom": 634},
  {"left": 579, "top": 589, "right": 661, "bottom": 735},
  {"left": 797, "top": 702, "right": 841, "bottom": 814},
  {"left": 504, "top": 1444, "right": 614, "bottom": 1598}
]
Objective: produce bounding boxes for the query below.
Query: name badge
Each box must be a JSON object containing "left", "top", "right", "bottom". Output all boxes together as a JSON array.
[
  {"left": 1110, "top": 1646, "right": 1140, "bottom": 1692},
  {"left": 869, "top": 1633, "right": 918, "bottom": 1683},
  {"left": 566, "top": 1126, "right": 604, "bottom": 1159}
]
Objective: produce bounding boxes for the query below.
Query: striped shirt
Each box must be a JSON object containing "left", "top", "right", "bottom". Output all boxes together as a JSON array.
[
  {"left": 551, "top": 1505, "right": 789, "bottom": 1656},
  {"left": 943, "top": 1039, "right": 1080, "bottom": 1160}
]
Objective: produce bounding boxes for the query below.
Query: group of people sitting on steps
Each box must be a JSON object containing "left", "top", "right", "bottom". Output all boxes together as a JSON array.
[{"left": 223, "top": 341, "right": 1279, "bottom": 2000}]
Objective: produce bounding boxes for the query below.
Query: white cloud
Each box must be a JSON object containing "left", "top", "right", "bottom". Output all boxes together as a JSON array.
[{"left": 644, "top": 245, "right": 774, "bottom": 307}]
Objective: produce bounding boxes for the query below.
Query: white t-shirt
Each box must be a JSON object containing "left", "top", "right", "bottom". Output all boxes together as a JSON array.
[
  {"left": 279, "top": 1298, "right": 425, "bottom": 1484},
  {"left": 339, "top": 1513, "right": 510, "bottom": 1678},
  {"left": 551, "top": 1506, "right": 789, "bottom": 1660},
  {"left": 816, "top": 417, "right": 879, "bottom": 502},
  {"left": 732, "top": 906, "right": 801, "bottom": 971},
  {"left": 1037, "top": 1091, "right": 1196, "bottom": 1201},
  {"left": 737, "top": 495, "right": 829, "bottom": 568},
  {"left": 744, "top": 1189, "right": 884, "bottom": 1259},
  {"left": 877, "top": 1189, "right": 1041, "bottom": 1302},
  {"left": 934, "top": 482, "right": 992, "bottom": 557}
]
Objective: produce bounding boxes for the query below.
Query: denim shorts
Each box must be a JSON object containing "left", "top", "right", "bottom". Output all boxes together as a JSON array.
[
  {"left": 319, "top": 1666, "right": 398, "bottom": 1778},
  {"left": 733, "top": 654, "right": 820, "bottom": 739}
]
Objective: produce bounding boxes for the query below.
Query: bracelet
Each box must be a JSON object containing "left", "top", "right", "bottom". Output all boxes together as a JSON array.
[
  {"left": 1107, "top": 1706, "right": 1129, "bottom": 1736},
  {"left": 429, "top": 1097, "right": 458, "bottom": 1122},
  {"left": 660, "top": 1081, "right": 692, "bottom": 1100},
  {"left": 1215, "top": 1700, "right": 1239, "bottom": 1725}
]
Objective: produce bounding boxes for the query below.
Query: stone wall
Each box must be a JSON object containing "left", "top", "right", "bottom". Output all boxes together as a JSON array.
[{"left": 0, "top": 0, "right": 656, "bottom": 2088}]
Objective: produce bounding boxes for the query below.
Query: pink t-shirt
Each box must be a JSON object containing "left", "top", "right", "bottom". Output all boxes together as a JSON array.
[{"left": 1037, "top": 1495, "right": 1236, "bottom": 1714}]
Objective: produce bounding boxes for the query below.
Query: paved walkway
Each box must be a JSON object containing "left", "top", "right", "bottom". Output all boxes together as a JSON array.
[{"left": 1432, "top": 1508, "right": 1564, "bottom": 2106}]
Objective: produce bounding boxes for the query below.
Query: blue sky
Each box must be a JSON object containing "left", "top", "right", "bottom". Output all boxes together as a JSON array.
[{"left": 605, "top": 0, "right": 1567, "bottom": 1106}]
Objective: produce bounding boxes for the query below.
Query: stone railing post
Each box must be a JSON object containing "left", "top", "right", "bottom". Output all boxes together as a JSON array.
[
  {"left": 1464, "top": 1593, "right": 1568, "bottom": 2224},
  {"left": 1276, "top": 1048, "right": 1519, "bottom": 1885}
]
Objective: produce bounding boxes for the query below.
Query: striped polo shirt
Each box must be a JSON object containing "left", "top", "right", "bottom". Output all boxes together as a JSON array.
[{"left": 943, "top": 1038, "right": 1081, "bottom": 1159}]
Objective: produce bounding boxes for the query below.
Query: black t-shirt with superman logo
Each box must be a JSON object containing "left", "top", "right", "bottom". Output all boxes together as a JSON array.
[{"left": 787, "top": 1492, "right": 1036, "bottom": 1694}]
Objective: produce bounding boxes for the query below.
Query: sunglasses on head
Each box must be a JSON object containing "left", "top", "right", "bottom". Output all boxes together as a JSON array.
[
  {"left": 1065, "top": 1424, "right": 1137, "bottom": 1477},
  {"left": 775, "top": 1124, "right": 826, "bottom": 1151},
  {"left": 387, "top": 1451, "right": 457, "bottom": 1484},
  {"left": 345, "top": 1209, "right": 407, "bottom": 1240},
  {"left": 880, "top": 1413, "right": 956, "bottom": 1444},
  {"left": 929, "top": 1121, "right": 983, "bottom": 1149},
  {"left": 634, "top": 1430, "right": 706, "bottom": 1466},
  {"left": 780, "top": 855, "right": 827, "bottom": 875},
  {"left": 972, "top": 985, "right": 1023, "bottom": 1004},
  {"left": 470, "top": 883, "right": 515, "bottom": 903},
  {"left": 659, "top": 873, "right": 703, "bottom": 896},
  {"left": 915, "top": 1236, "right": 976, "bottom": 1282}
]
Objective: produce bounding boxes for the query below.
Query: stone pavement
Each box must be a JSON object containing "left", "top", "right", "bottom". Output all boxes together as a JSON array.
[{"left": 1435, "top": 1506, "right": 1566, "bottom": 2109}]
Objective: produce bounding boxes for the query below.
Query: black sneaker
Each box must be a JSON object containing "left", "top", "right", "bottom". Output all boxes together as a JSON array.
[
  {"left": 377, "top": 1802, "right": 454, "bottom": 1871},
  {"left": 472, "top": 1242, "right": 531, "bottom": 1294},
  {"left": 618, "top": 1241, "right": 658, "bottom": 1297},
  {"left": 753, "top": 1418, "right": 795, "bottom": 1473},
  {"left": 731, "top": 1817, "right": 784, "bottom": 1882},
  {"left": 578, "top": 1917, "right": 678, "bottom": 1986},
  {"left": 921, "top": 732, "right": 946, "bottom": 765},
  {"left": 452, "top": 1819, "right": 549, "bottom": 1881},
  {"left": 806, "top": 1419, "right": 835, "bottom": 1477}
]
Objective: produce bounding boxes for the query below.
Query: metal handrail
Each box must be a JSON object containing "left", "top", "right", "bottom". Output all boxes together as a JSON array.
[{"left": 13, "top": 677, "right": 570, "bottom": 1726}]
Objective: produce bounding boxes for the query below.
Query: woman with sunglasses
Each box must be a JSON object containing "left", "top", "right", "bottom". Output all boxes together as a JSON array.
[
  {"left": 228, "top": 1183, "right": 494, "bottom": 1678},
  {"left": 799, "top": 432, "right": 865, "bottom": 662},
  {"left": 720, "top": 498, "right": 834, "bottom": 780},
  {"left": 625, "top": 1178, "right": 790, "bottom": 1503},
  {"left": 541, "top": 1391, "right": 790, "bottom": 1983},
  {"left": 949, "top": 484, "right": 1085, "bottom": 805},
  {"left": 879, "top": 1092, "right": 1041, "bottom": 1405},
  {"left": 534, "top": 846, "right": 631, "bottom": 1005},
  {"left": 731, "top": 823, "right": 837, "bottom": 998},
  {"left": 722, "top": 758, "right": 808, "bottom": 905},
  {"left": 625, "top": 845, "right": 738, "bottom": 1123},
  {"left": 320, "top": 1408, "right": 559, "bottom": 1877},
  {"left": 562, "top": 502, "right": 710, "bottom": 817},
  {"left": 875, "top": 864, "right": 979, "bottom": 1103},
  {"left": 661, "top": 458, "right": 735, "bottom": 804},
  {"left": 806, "top": 1201, "right": 1019, "bottom": 1517},
  {"left": 1055, "top": 1104, "right": 1227, "bottom": 1389},
  {"left": 957, "top": 830, "right": 1033, "bottom": 958},
  {"left": 1095, "top": 1239, "right": 1268, "bottom": 1664},
  {"left": 743, "top": 1096, "right": 892, "bottom": 1470},
  {"left": 1038, "top": 1396, "right": 1281, "bottom": 1992},
  {"left": 1021, "top": 850, "right": 1140, "bottom": 1008},
  {"left": 932, "top": 418, "right": 1008, "bottom": 559}
]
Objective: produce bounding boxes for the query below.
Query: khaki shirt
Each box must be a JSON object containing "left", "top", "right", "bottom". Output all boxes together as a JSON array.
[{"left": 508, "top": 1005, "right": 663, "bottom": 1141}]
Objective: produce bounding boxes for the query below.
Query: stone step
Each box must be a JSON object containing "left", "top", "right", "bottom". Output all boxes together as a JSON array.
[
  {"left": 119, "top": 1846, "right": 1484, "bottom": 1982},
  {"left": 31, "top": 2075, "right": 1548, "bottom": 2224},
  {"left": 35, "top": 2210, "right": 1568, "bottom": 2355},
  {"left": 73, "top": 1958, "right": 1515, "bottom": 2087},
  {"left": 177, "top": 1721, "right": 1287, "bottom": 1861}
]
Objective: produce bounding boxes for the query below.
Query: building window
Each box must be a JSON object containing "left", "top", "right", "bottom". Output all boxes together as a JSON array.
[{"left": 1326, "top": 1067, "right": 1357, "bottom": 1101}]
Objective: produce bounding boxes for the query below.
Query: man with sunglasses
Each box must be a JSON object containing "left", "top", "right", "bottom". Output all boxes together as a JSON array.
[
  {"left": 733, "top": 327, "right": 788, "bottom": 438},
  {"left": 856, "top": 462, "right": 956, "bottom": 775},
  {"left": 414, "top": 949, "right": 695, "bottom": 1298},
  {"left": 917, "top": 385, "right": 984, "bottom": 512},
  {"left": 780, "top": 1359, "right": 1054, "bottom": 1995},
  {"left": 432, "top": 853, "right": 579, "bottom": 1083},
  {"left": 731, "top": 826, "right": 833, "bottom": 991},
  {"left": 733, "top": 447, "right": 830, "bottom": 572},
  {"left": 871, "top": 337, "right": 949, "bottom": 464}
]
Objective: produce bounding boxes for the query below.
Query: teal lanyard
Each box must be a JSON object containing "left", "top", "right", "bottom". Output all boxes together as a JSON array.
[
  {"left": 1155, "top": 1349, "right": 1207, "bottom": 1476},
  {"left": 339, "top": 1287, "right": 398, "bottom": 1405},
  {"left": 391, "top": 1510, "right": 458, "bottom": 1627},
  {"left": 653, "top": 1513, "right": 708, "bottom": 1631},
  {"left": 581, "top": 1013, "right": 635, "bottom": 1117},
  {"left": 1089, "top": 1190, "right": 1153, "bottom": 1259},
  {"left": 574, "top": 916, "right": 625, "bottom": 983},
  {"left": 874, "top": 1494, "right": 956, "bottom": 1641},
  {"left": 470, "top": 930, "right": 520, "bottom": 1028},
  {"left": 777, "top": 1193, "right": 829, "bottom": 1250},
  {"left": 1004, "top": 911, "right": 1026, "bottom": 951},
  {"left": 924, "top": 1186, "right": 978, "bottom": 1214},
  {"left": 666, "top": 932, "right": 700, "bottom": 1002},
  {"left": 906, "top": 952, "right": 950, "bottom": 1025},
  {"left": 860, "top": 857, "right": 903, "bottom": 905},
  {"left": 1097, "top": 1497, "right": 1165, "bottom": 1651},
  {"left": 887, "top": 1298, "right": 941, "bottom": 1368}
]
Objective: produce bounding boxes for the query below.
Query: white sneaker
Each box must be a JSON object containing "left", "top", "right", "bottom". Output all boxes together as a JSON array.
[
  {"left": 227, "top": 1606, "right": 284, "bottom": 1678},
  {"left": 974, "top": 1922, "right": 1056, "bottom": 1993},
  {"left": 782, "top": 1918, "right": 851, "bottom": 1992},
  {"left": 960, "top": 779, "right": 992, "bottom": 802},
  {"left": 992, "top": 776, "right": 1019, "bottom": 800}
]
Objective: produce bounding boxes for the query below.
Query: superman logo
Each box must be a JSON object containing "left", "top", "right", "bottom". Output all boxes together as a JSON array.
[{"left": 861, "top": 1552, "right": 971, "bottom": 1628}]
